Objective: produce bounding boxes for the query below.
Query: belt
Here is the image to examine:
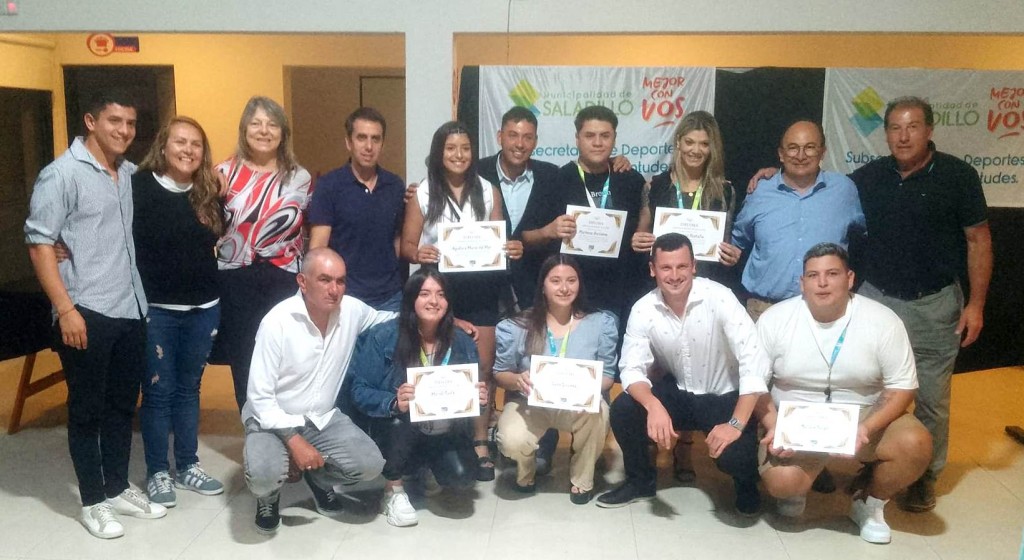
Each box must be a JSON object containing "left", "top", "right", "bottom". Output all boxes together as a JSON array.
[
  {"left": 876, "top": 283, "right": 948, "bottom": 301},
  {"left": 748, "top": 294, "right": 784, "bottom": 305}
]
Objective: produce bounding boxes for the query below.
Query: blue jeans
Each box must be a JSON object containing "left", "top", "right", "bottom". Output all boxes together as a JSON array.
[{"left": 140, "top": 305, "right": 221, "bottom": 476}]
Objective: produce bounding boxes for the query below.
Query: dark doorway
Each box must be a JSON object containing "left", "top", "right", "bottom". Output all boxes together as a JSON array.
[
  {"left": 0, "top": 86, "right": 53, "bottom": 288},
  {"left": 63, "top": 65, "right": 176, "bottom": 164}
]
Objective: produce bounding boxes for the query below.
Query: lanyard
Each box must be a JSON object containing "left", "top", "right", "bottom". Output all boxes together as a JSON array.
[
  {"left": 674, "top": 181, "right": 704, "bottom": 210},
  {"left": 419, "top": 346, "right": 452, "bottom": 367},
  {"left": 576, "top": 162, "right": 610, "bottom": 209},
  {"left": 809, "top": 310, "right": 852, "bottom": 403},
  {"left": 546, "top": 316, "right": 574, "bottom": 357}
]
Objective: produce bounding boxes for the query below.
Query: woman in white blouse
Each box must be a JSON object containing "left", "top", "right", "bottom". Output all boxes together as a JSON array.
[{"left": 401, "top": 121, "right": 523, "bottom": 482}]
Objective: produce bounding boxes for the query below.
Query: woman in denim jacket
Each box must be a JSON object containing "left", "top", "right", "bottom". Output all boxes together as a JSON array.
[{"left": 348, "top": 268, "right": 487, "bottom": 527}]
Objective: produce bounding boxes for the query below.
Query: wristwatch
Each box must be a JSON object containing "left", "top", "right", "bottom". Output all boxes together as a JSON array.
[{"left": 727, "top": 417, "right": 745, "bottom": 432}]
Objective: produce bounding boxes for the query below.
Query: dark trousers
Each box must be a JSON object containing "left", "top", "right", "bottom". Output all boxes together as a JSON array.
[
  {"left": 609, "top": 376, "right": 758, "bottom": 491},
  {"left": 370, "top": 417, "right": 477, "bottom": 489},
  {"left": 217, "top": 263, "right": 297, "bottom": 411},
  {"left": 54, "top": 307, "right": 146, "bottom": 506}
]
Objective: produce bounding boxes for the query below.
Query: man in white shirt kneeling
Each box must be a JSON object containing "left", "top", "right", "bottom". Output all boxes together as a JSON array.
[
  {"left": 755, "top": 242, "right": 931, "bottom": 544},
  {"left": 242, "top": 248, "right": 393, "bottom": 534},
  {"left": 597, "top": 233, "right": 770, "bottom": 515}
]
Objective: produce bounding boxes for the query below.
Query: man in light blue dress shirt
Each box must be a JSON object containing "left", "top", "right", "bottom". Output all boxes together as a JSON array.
[{"left": 729, "top": 120, "right": 866, "bottom": 321}]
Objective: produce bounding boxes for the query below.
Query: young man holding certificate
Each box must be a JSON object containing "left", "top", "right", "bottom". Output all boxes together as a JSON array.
[
  {"left": 519, "top": 106, "right": 646, "bottom": 323},
  {"left": 597, "top": 233, "right": 770, "bottom": 515},
  {"left": 755, "top": 243, "right": 931, "bottom": 544}
]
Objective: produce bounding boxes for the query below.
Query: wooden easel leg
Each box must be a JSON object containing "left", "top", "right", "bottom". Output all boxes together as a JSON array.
[{"left": 9, "top": 353, "right": 37, "bottom": 435}]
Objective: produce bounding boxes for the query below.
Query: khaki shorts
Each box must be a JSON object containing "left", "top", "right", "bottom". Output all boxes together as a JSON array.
[{"left": 758, "top": 410, "right": 924, "bottom": 475}]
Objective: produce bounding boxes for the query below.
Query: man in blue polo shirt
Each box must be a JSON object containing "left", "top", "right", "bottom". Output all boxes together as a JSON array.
[
  {"left": 729, "top": 120, "right": 865, "bottom": 321},
  {"left": 309, "top": 107, "right": 406, "bottom": 311}
]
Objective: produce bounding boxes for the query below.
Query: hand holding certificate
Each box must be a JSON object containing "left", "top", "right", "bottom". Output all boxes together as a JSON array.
[
  {"left": 408, "top": 363, "right": 480, "bottom": 422},
  {"left": 560, "top": 205, "right": 627, "bottom": 259},
  {"left": 527, "top": 356, "right": 602, "bottom": 413},
  {"left": 772, "top": 401, "right": 861, "bottom": 456},
  {"left": 652, "top": 207, "right": 727, "bottom": 262},
  {"left": 438, "top": 220, "right": 507, "bottom": 272}
]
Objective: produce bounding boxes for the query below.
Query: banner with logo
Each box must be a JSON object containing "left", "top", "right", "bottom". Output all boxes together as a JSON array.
[
  {"left": 824, "top": 68, "right": 1024, "bottom": 207},
  {"left": 479, "top": 66, "right": 716, "bottom": 178}
]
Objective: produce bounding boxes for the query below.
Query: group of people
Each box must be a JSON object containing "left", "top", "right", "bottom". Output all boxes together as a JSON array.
[{"left": 24, "top": 86, "right": 990, "bottom": 546}]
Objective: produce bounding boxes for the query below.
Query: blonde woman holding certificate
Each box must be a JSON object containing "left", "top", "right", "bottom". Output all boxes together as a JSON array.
[{"left": 494, "top": 255, "right": 618, "bottom": 504}]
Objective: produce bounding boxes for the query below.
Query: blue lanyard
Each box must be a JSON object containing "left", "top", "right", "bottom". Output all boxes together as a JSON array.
[
  {"left": 674, "top": 182, "right": 703, "bottom": 210},
  {"left": 576, "top": 162, "right": 610, "bottom": 209},
  {"left": 419, "top": 346, "right": 452, "bottom": 367},
  {"left": 823, "top": 321, "right": 851, "bottom": 403},
  {"left": 545, "top": 316, "right": 573, "bottom": 357}
]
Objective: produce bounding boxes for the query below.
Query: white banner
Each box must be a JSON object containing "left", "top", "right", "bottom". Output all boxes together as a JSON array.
[
  {"left": 823, "top": 68, "right": 1024, "bottom": 207},
  {"left": 479, "top": 66, "right": 716, "bottom": 178}
]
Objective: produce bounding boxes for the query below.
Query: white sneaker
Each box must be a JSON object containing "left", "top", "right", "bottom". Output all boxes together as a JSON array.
[
  {"left": 383, "top": 488, "right": 418, "bottom": 527},
  {"left": 777, "top": 495, "right": 807, "bottom": 518},
  {"left": 106, "top": 487, "right": 168, "bottom": 519},
  {"left": 80, "top": 503, "right": 125, "bottom": 539},
  {"left": 849, "top": 495, "right": 891, "bottom": 544}
]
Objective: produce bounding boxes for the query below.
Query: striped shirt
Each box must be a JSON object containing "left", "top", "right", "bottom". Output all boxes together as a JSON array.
[
  {"left": 216, "top": 157, "right": 312, "bottom": 273},
  {"left": 24, "top": 137, "right": 147, "bottom": 319}
]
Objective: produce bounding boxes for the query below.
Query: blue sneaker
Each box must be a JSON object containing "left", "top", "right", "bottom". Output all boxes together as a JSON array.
[{"left": 175, "top": 463, "right": 224, "bottom": 496}]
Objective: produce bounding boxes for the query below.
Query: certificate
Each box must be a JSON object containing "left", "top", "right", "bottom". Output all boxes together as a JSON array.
[
  {"left": 560, "top": 205, "right": 627, "bottom": 259},
  {"left": 527, "top": 356, "right": 603, "bottom": 414},
  {"left": 437, "top": 220, "right": 507, "bottom": 273},
  {"left": 772, "top": 401, "right": 861, "bottom": 456},
  {"left": 407, "top": 363, "right": 480, "bottom": 423},
  {"left": 652, "top": 207, "right": 727, "bottom": 262}
]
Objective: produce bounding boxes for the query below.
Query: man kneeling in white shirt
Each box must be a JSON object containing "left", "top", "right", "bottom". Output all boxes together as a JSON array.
[
  {"left": 242, "top": 248, "right": 392, "bottom": 534},
  {"left": 756, "top": 242, "right": 931, "bottom": 544}
]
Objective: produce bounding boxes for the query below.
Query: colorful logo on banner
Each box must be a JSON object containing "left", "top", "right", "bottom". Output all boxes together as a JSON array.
[
  {"left": 850, "top": 87, "right": 885, "bottom": 136},
  {"left": 509, "top": 79, "right": 541, "bottom": 115}
]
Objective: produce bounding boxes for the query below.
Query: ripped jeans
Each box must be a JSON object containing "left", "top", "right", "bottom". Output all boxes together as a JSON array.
[{"left": 139, "top": 304, "right": 221, "bottom": 476}]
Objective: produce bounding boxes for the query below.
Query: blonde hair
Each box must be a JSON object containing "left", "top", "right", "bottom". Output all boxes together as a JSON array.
[
  {"left": 670, "top": 111, "right": 729, "bottom": 212},
  {"left": 139, "top": 116, "right": 223, "bottom": 235},
  {"left": 235, "top": 96, "right": 299, "bottom": 181}
]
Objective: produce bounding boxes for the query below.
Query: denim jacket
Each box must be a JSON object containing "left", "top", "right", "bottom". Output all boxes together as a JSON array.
[{"left": 344, "top": 319, "right": 480, "bottom": 419}]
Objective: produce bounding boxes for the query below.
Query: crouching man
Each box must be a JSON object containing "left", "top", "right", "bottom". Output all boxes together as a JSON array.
[
  {"left": 243, "top": 248, "right": 392, "bottom": 534},
  {"left": 756, "top": 243, "right": 931, "bottom": 544}
]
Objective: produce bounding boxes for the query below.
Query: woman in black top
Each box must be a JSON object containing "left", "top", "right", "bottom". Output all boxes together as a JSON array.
[
  {"left": 133, "top": 116, "right": 226, "bottom": 507},
  {"left": 631, "top": 110, "right": 741, "bottom": 284}
]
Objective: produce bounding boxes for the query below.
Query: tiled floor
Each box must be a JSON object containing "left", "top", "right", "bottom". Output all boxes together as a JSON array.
[{"left": 1, "top": 353, "right": 1022, "bottom": 559}]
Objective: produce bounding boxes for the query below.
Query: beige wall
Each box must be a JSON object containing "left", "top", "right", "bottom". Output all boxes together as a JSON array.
[
  {"left": 455, "top": 33, "right": 1024, "bottom": 70},
  {"left": 47, "top": 33, "right": 405, "bottom": 163},
  {"left": 289, "top": 67, "right": 406, "bottom": 181}
]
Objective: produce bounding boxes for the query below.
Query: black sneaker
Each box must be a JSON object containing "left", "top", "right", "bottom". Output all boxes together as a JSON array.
[
  {"left": 596, "top": 480, "right": 656, "bottom": 508},
  {"left": 255, "top": 493, "right": 280, "bottom": 535},
  {"left": 304, "top": 472, "right": 343, "bottom": 517},
  {"left": 735, "top": 479, "right": 762, "bottom": 517}
]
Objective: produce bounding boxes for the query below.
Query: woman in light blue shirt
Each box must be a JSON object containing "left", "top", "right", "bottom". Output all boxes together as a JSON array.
[{"left": 493, "top": 255, "right": 618, "bottom": 504}]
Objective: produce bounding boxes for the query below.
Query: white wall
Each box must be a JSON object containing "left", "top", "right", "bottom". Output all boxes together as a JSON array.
[{"left": 6, "top": 0, "right": 1024, "bottom": 180}]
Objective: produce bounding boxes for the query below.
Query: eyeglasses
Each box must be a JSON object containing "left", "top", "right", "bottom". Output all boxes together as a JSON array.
[{"left": 784, "top": 144, "right": 820, "bottom": 157}]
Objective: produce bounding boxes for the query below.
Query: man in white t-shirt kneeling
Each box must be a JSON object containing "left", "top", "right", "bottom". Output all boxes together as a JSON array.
[{"left": 755, "top": 242, "right": 931, "bottom": 544}]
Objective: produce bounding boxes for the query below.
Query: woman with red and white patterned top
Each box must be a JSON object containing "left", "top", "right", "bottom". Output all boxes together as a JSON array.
[{"left": 216, "top": 96, "right": 312, "bottom": 411}]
